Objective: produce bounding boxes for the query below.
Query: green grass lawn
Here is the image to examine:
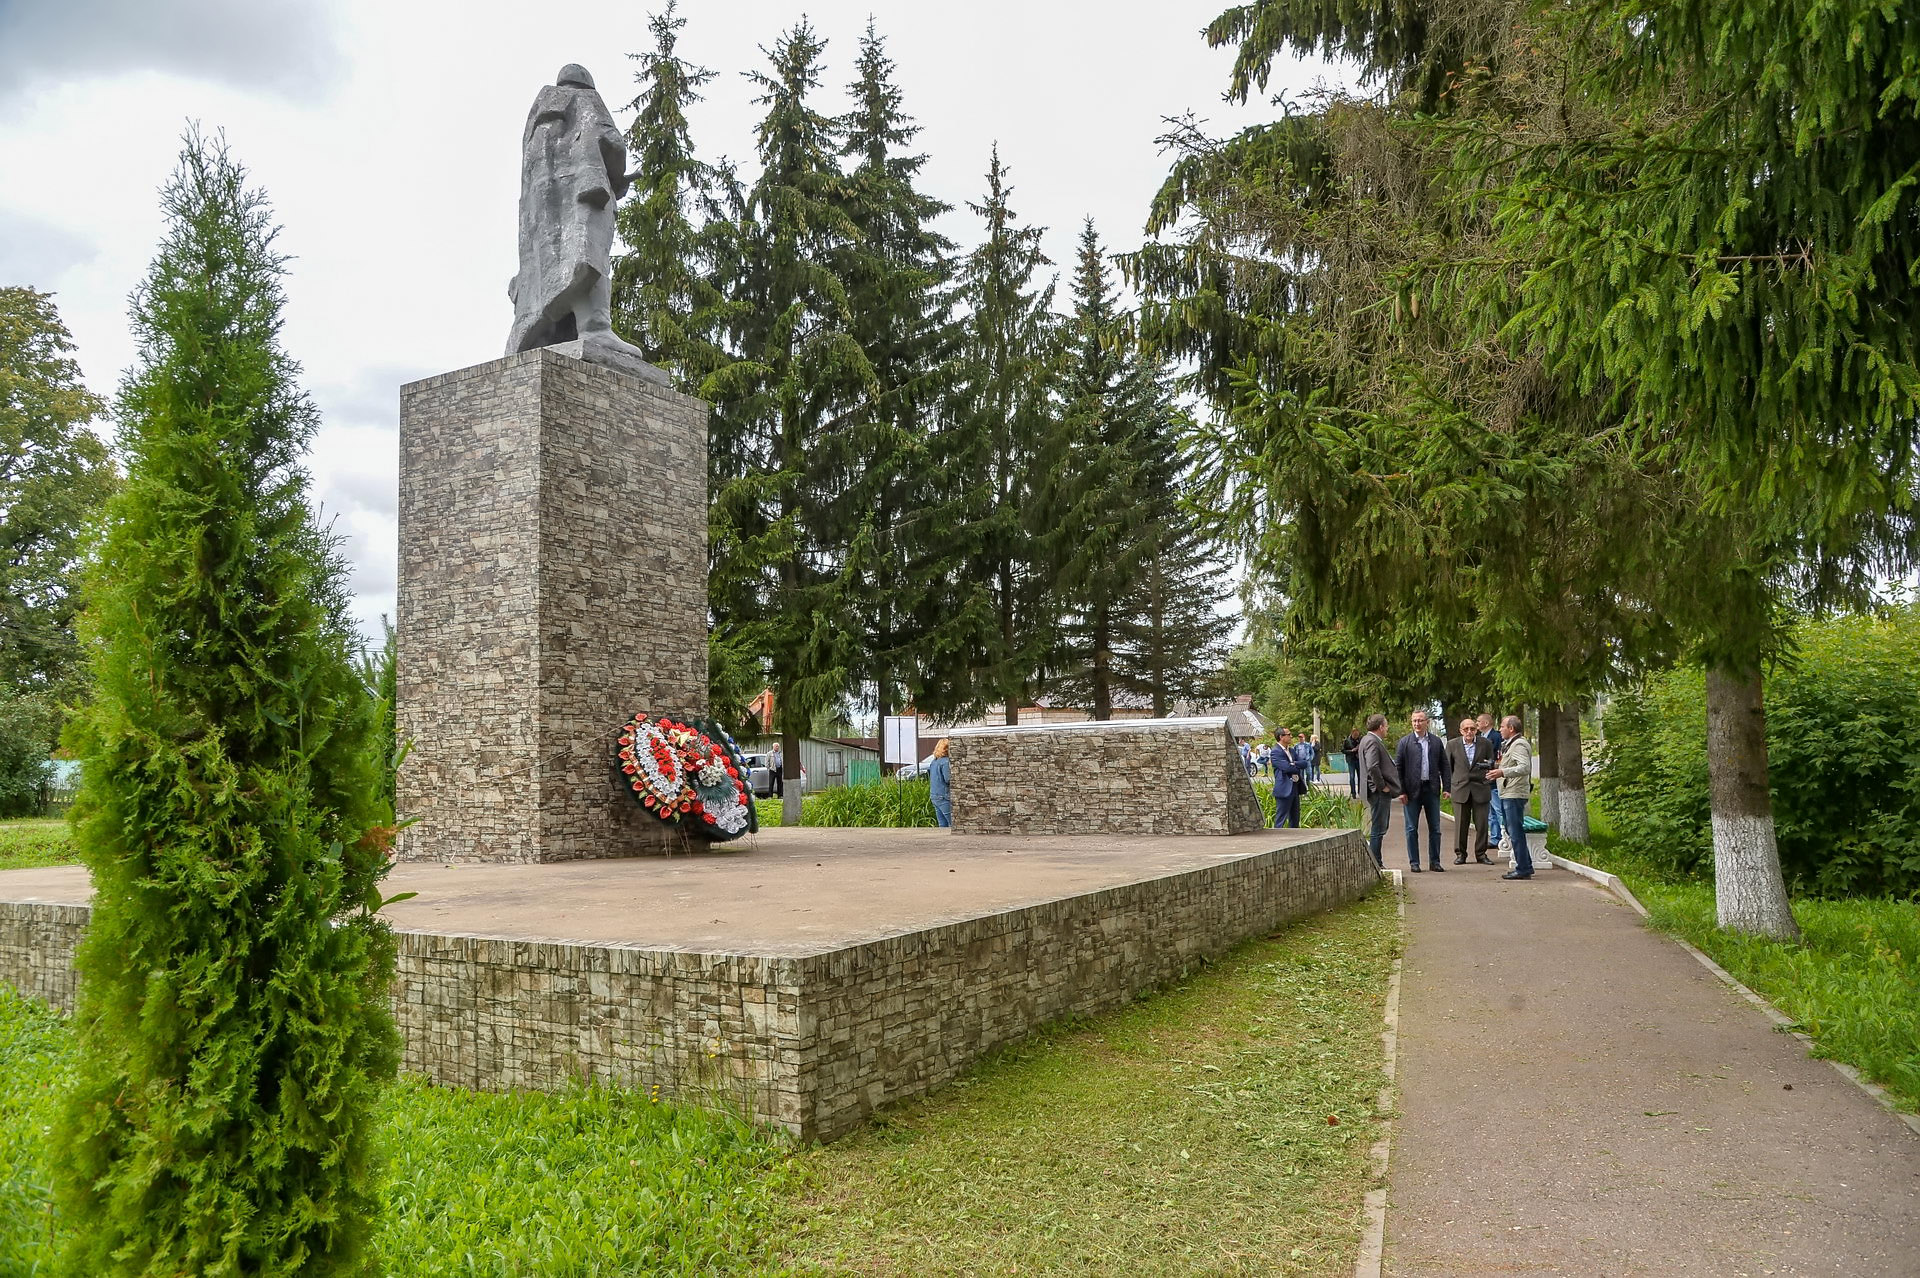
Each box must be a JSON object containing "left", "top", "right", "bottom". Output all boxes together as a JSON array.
[
  {"left": 778, "top": 885, "right": 1399, "bottom": 1275},
  {"left": 0, "top": 819, "right": 74, "bottom": 872},
  {"left": 1550, "top": 808, "right": 1919, "bottom": 1113},
  {"left": 0, "top": 888, "right": 1398, "bottom": 1275}
]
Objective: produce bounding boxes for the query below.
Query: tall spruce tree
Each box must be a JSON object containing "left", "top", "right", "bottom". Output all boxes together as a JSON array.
[
  {"left": 611, "top": 0, "right": 733, "bottom": 388},
  {"left": 710, "top": 23, "right": 874, "bottom": 823},
  {"left": 834, "top": 22, "right": 960, "bottom": 738},
  {"left": 1045, "top": 220, "right": 1229, "bottom": 719},
  {"left": 54, "top": 132, "right": 397, "bottom": 1275},
  {"left": 1110, "top": 353, "right": 1233, "bottom": 716},
  {"left": 947, "top": 147, "right": 1058, "bottom": 723}
]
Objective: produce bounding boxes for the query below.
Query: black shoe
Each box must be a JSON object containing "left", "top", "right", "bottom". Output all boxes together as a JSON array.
[
  {"left": 1408, "top": 863, "right": 1423, "bottom": 872},
  {"left": 1453, "top": 854, "right": 1467, "bottom": 865},
  {"left": 1475, "top": 854, "right": 1494, "bottom": 865},
  {"left": 1429, "top": 862, "right": 1445, "bottom": 872},
  {"left": 1501, "top": 870, "right": 1533, "bottom": 880}
]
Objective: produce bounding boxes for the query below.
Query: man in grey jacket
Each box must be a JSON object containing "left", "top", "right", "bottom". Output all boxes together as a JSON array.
[
  {"left": 1487, "top": 714, "right": 1535, "bottom": 879},
  {"left": 1356, "top": 713, "right": 1400, "bottom": 868}
]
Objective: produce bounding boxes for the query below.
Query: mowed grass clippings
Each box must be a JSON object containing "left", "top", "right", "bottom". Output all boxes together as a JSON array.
[
  {"left": 0, "top": 819, "right": 74, "bottom": 872},
  {"left": 778, "top": 886, "right": 1401, "bottom": 1276}
]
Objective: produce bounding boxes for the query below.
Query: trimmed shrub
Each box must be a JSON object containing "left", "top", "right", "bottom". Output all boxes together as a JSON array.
[
  {"left": 54, "top": 133, "right": 397, "bottom": 1276},
  {"left": 1594, "top": 607, "right": 1920, "bottom": 898}
]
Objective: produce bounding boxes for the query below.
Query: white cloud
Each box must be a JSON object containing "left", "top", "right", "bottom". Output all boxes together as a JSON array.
[{"left": 0, "top": 0, "right": 346, "bottom": 102}]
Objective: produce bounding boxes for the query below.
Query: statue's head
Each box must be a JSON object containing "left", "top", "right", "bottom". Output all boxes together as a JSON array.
[{"left": 557, "top": 64, "right": 596, "bottom": 90}]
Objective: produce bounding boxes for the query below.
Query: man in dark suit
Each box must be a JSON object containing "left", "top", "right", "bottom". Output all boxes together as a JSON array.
[
  {"left": 1395, "top": 710, "right": 1451, "bottom": 872},
  {"left": 1271, "top": 727, "right": 1306, "bottom": 827},
  {"left": 1445, "top": 717, "right": 1497, "bottom": 864},
  {"left": 1356, "top": 713, "right": 1400, "bottom": 868}
]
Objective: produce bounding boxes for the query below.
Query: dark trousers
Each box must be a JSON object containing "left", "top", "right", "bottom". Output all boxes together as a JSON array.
[
  {"left": 1454, "top": 792, "right": 1491, "bottom": 858},
  {"left": 1274, "top": 790, "right": 1301, "bottom": 828},
  {"left": 1403, "top": 784, "right": 1443, "bottom": 866},
  {"left": 1503, "top": 798, "right": 1534, "bottom": 875},
  {"left": 1366, "top": 791, "right": 1392, "bottom": 866}
]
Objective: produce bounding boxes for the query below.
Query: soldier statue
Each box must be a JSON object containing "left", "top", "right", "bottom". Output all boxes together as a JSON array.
[{"left": 507, "top": 64, "right": 663, "bottom": 382}]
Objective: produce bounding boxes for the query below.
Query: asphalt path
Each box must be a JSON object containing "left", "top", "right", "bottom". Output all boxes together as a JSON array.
[{"left": 1385, "top": 862, "right": 1920, "bottom": 1276}]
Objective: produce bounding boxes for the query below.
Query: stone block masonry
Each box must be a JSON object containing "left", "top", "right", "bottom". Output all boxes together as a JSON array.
[
  {"left": 0, "top": 828, "right": 1379, "bottom": 1141},
  {"left": 396, "top": 346, "right": 708, "bottom": 863},
  {"left": 947, "top": 717, "right": 1266, "bottom": 836}
]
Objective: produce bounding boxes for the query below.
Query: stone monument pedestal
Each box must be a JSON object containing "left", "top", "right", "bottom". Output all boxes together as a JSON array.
[
  {"left": 396, "top": 346, "right": 708, "bottom": 863},
  {"left": 947, "top": 718, "right": 1266, "bottom": 836}
]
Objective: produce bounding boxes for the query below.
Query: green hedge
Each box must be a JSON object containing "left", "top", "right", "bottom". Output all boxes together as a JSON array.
[
  {"left": 1594, "top": 607, "right": 1920, "bottom": 898},
  {"left": 753, "top": 777, "right": 936, "bottom": 829}
]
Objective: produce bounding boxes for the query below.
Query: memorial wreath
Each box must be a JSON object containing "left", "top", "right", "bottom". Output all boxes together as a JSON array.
[{"left": 616, "top": 713, "right": 758, "bottom": 841}]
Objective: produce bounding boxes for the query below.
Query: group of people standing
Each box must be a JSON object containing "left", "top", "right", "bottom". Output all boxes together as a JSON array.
[{"left": 1352, "top": 711, "right": 1537, "bottom": 880}]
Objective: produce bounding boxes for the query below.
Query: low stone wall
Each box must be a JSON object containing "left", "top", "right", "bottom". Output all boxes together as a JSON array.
[
  {"left": 795, "top": 828, "right": 1376, "bottom": 1137},
  {"left": 947, "top": 717, "right": 1265, "bottom": 836},
  {"left": 0, "top": 901, "right": 85, "bottom": 1011},
  {"left": 0, "top": 830, "right": 1377, "bottom": 1140}
]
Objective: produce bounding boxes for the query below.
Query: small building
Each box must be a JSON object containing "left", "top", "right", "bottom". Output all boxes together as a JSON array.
[{"left": 741, "top": 735, "right": 881, "bottom": 792}]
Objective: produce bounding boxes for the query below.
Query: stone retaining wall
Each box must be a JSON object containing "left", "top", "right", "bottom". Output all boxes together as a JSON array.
[
  {"left": 0, "top": 830, "right": 1377, "bottom": 1141},
  {"left": 948, "top": 717, "right": 1266, "bottom": 837}
]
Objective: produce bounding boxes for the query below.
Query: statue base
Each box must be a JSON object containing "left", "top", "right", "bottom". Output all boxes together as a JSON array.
[
  {"left": 396, "top": 347, "right": 708, "bottom": 863},
  {"left": 547, "top": 334, "right": 671, "bottom": 386}
]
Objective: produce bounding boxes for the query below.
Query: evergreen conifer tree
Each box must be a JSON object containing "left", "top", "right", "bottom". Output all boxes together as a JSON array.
[
  {"left": 611, "top": 0, "right": 733, "bottom": 388},
  {"left": 54, "top": 132, "right": 398, "bottom": 1276},
  {"left": 834, "top": 22, "right": 961, "bottom": 737},
  {"left": 1046, "top": 220, "right": 1221, "bottom": 720},
  {"left": 946, "top": 148, "right": 1058, "bottom": 723},
  {"left": 710, "top": 23, "right": 874, "bottom": 823},
  {"left": 1110, "top": 353, "right": 1233, "bottom": 716}
]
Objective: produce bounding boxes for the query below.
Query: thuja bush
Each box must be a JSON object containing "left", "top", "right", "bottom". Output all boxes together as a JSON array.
[
  {"left": 1595, "top": 606, "right": 1920, "bottom": 898},
  {"left": 54, "top": 132, "right": 399, "bottom": 1276}
]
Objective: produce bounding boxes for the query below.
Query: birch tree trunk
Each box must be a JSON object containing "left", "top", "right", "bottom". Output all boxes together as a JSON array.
[
  {"left": 1704, "top": 666, "right": 1800, "bottom": 940},
  {"left": 1555, "top": 702, "right": 1590, "bottom": 844},
  {"left": 1537, "top": 703, "right": 1561, "bottom": 830},
  {"left": 780, "top": 725, "right": 803, "bottom": 827}
]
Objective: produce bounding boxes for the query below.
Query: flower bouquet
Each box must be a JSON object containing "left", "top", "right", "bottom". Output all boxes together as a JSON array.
[{"left": 616, "top": 713, "right": 758, "bottom": 841}]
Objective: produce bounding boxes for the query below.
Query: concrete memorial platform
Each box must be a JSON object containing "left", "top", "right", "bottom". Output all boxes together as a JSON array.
[{"left": 0, "top": 825, "right": 1377, "bottom": 1140}]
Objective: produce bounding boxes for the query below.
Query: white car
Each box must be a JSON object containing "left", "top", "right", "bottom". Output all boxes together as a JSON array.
[{"left": 739, "top": 752, "right": 806, "bottom": 798}]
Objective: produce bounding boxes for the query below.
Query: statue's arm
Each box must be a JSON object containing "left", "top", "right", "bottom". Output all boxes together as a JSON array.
[{"left": 599, "top": 130, "right": 632, "bottom": 199}]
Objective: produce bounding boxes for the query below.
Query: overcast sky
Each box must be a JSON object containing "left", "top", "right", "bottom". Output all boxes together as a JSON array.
[{"left": 0, "top": 0, "right": 1343, "bottom": 642}]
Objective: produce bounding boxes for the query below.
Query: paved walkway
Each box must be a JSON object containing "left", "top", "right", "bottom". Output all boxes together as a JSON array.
[{"left": 1387, "top": 861, "right": 1920, "bottom": 1276}]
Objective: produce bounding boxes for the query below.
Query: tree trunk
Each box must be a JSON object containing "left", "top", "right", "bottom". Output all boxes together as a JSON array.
[
  {"left": 1537, "top": 703, "right": 1561, "bottom": 830},
  {"left": 876, "top": 671, "right": 893, "bottom": 776},
  {"left": 1704, "top": 666, "right": 1799, "bottom": 940},
  {"left": 780, "top": 725, "right": 802, "bottom": 827},
  {"left": 1091, "top": 609, "right": 1111, "bottom": 721},
  {"left": 1555, "top": 702, "right": 1590, "bottom": 844}
]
